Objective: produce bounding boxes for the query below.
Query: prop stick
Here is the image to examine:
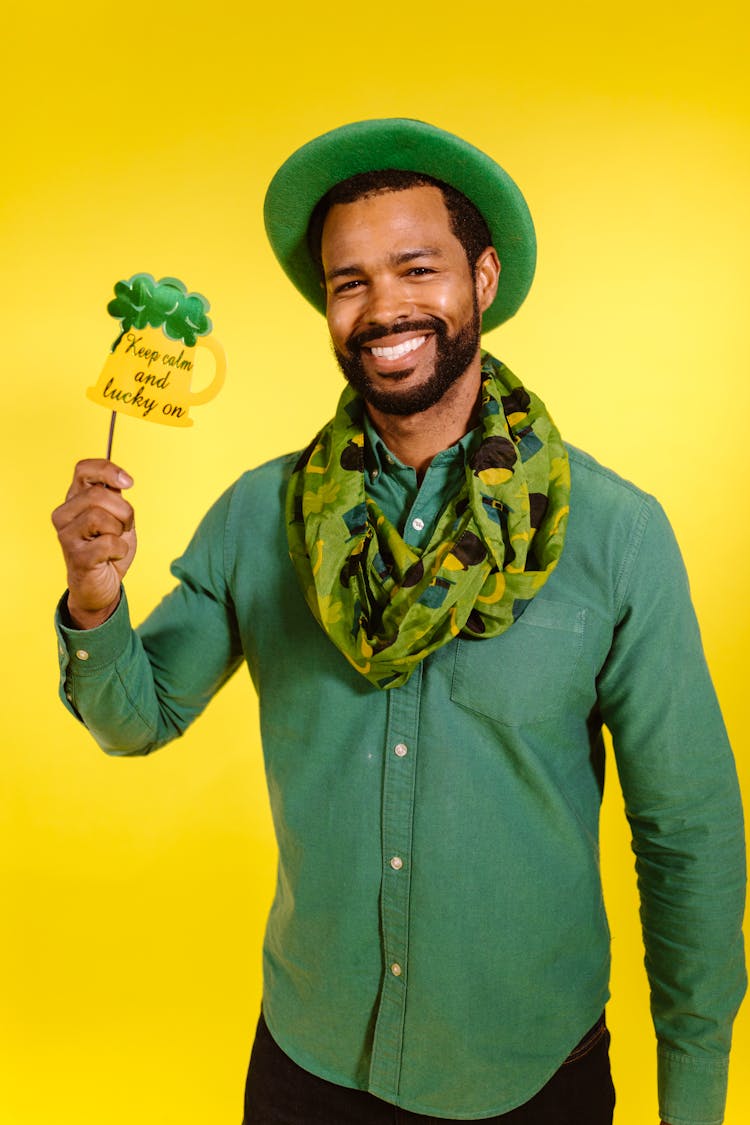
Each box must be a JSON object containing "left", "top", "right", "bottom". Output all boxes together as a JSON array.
[
  {"left": 86, "top": 273, "right": 226, "bottom": 450},
  {"left": 106, "top": 411, "right": 117, "bottom": 460}
]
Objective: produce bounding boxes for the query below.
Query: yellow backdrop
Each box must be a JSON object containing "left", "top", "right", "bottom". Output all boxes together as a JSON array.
[{"left": 3, "top": 1, "right": 748, "bottom": 1122}]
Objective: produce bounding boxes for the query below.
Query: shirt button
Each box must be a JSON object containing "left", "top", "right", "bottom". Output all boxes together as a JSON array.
[
  {"left": 394, "top": 743, "right": 408, "bottom": 757},
  {"left": 385, "top": 454, "right": 394, "bottom": 465},
  {"left": 75, "top": 650, "right": 90, "bottom": 661},
  {"left": 391, "top": 962, "right": 402, "bottom": 977},
  {"left": 390, "top": 856, "right": 404, "bottom": 870},
  {"left": 411, "top": 517, "right": 425, "bottom": 532}
]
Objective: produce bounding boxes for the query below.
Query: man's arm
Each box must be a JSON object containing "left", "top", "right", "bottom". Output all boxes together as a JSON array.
[
  {"left": 53, "top": 459, "right": 244, "bottom": 755},
  {"left": 598, "top": 497, "right": 746, "bottom": 1125}
]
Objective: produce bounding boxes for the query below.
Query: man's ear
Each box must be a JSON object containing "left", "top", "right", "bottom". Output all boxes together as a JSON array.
[{"left": 474, "top": 247, "right": 501, "bottom": 315}]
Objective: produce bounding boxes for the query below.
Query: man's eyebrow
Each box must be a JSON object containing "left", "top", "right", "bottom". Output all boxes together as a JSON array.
[
  {"left": 392, "top": 247, "right": 443, "bottom": 265},
  {"left": 325, "top": 248, "right": 444, "bottom": 283},
  {"left": 325, "top": 265, "right": 363, "bottom": 282}
]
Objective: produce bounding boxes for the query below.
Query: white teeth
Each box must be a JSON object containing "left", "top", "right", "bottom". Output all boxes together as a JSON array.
[{"left": 370, "top": 336, "right": 426, "bottom": 360}]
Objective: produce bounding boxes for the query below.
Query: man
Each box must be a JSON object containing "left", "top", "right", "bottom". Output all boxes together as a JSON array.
[{"left": 53, "top": 119, "right": 745, "bottom": 1124}]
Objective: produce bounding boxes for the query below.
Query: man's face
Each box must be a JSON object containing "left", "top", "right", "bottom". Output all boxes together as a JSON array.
[{"left": 320, "top": 185, "right": 492, "bottom": 416}]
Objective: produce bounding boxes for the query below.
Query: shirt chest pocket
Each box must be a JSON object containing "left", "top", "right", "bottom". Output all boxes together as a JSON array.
[{"left": 450, "top": 599, "right": 587, "bottom": 727}]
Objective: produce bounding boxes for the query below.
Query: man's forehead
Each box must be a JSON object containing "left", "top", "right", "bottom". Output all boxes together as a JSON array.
[{"left": 321, "top": 184, "right": 455, "bottom": 249}]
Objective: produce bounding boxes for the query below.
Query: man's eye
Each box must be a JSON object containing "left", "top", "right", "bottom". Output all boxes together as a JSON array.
[
  {"left": 407, "top": 267, "right": 435, "bottom": 277},
  {"left": 333, "top": 279, "right": 364, "bottom": 294}
]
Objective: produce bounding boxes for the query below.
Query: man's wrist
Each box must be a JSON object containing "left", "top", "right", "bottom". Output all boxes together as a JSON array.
[{"left": 64, "top": 591, "right": 121, "bottom": 630}]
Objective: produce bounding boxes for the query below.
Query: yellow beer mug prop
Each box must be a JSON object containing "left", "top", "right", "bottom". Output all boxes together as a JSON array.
[
  {"left": 88, "top": 323, "right": 225, "bottom": 428},
  {"left": 87, "top": 274, "right": 226, "bottom": 447}
]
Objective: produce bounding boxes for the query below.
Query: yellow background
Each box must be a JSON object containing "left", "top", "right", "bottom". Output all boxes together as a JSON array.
[{"left": 2, "top": 2, "right": 748, "bottom": 1121}]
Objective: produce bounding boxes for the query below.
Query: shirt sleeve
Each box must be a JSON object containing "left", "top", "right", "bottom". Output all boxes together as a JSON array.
[
  {"left": 55, "top": 481, "right": 244, "bottom": 756},
  {"left": 597, "top": 495, "right": 746, "bottom": 1125}
]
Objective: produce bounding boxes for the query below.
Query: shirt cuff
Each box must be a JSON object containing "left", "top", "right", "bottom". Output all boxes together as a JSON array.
[
  {"left": 658, "top": 1046, "right": 729, "bottom": 1125},
  {"left": 55, "top": 589, "right": 133, "bottom": 716}
]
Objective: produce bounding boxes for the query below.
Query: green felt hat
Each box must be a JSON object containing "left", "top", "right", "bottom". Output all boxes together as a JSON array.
[{"left": 264, "top": 118, "right": 536, "bottom": 331}]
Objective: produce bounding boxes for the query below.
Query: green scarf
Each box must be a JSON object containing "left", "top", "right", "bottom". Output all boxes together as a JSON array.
[{"left": 286, "top": 353, "right": 570, "bottom": 689}]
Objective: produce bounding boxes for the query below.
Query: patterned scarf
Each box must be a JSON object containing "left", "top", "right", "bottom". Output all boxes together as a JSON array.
[{"left": 286, "top": 353, "right": 570, "bottom": 689}]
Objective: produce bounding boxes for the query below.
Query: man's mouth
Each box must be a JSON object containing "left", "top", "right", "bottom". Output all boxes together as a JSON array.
[{"left": 366, "top": 335, "right": 428, "bottom": 361}]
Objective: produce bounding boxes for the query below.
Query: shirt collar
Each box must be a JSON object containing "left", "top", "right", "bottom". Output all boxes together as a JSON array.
[{"left": 363, "top": 411, "right": 477, "bottom": 485}]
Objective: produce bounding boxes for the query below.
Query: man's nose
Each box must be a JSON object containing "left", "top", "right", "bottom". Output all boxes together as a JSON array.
[{"left": 363, "top": 275, "right": 412, "bottom": 326}]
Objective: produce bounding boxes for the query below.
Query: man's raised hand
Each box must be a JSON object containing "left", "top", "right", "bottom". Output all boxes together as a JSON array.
[{"left": 52, "top": 459, "right": 136, "bottom": 629}]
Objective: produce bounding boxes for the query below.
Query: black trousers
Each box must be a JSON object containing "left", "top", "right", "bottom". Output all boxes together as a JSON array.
[{"left": 243, "top": 1011, "right": 615, "bottom": 1124}]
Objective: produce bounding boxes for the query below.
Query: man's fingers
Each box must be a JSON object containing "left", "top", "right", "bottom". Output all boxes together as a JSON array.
[
  {"left": 53, "top": 486, "right": 135, "bottom": 534},
  {"left": 58, "top": 506, "right": 130, "bottom": 544},
  {"left": 65, "top": 458, "right": 134, "bottom": 502},
  {"left": 65, "top": 531, "right": 133, "bottom": 570}
]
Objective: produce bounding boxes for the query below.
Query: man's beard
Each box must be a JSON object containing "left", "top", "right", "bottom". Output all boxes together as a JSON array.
[{"left": 333, "top": 299, "right": 481, "bottom": 416}]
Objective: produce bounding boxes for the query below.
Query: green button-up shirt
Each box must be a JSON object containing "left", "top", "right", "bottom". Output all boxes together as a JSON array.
[{"left": 56, "top": 439, "right": 745, "bottom": 1124}]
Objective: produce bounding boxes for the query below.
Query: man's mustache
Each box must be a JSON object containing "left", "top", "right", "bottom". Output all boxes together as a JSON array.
[{"left": 347, "top": 318, "right": 446, "bottom": 353}]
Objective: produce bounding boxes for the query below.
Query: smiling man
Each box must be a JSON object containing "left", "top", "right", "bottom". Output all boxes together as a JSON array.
[
  {"left": 53, "top": 120, "right": 745, "bottom": 1125},
  {"left": 317, "top": 176, "right": 494, "bottom": 429}
]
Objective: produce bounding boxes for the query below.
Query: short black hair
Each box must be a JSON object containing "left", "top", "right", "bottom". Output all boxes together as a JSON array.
[{"left": 307, "top": 169, "right": 493, "bottom": 280}]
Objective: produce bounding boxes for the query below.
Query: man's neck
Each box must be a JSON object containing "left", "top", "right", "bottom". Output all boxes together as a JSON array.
[{"left": 365, "top": 357, "right": 483, "bottom": 480}]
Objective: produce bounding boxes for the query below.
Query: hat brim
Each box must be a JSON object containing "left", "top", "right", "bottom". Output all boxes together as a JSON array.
[{"left": 263, "top": 118, "right": 536, "bottom": 333}]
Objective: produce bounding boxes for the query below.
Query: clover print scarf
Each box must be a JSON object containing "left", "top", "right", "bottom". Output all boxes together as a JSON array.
[{"left": 286, "top": 353, "right": 570, "bottom": 689}]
